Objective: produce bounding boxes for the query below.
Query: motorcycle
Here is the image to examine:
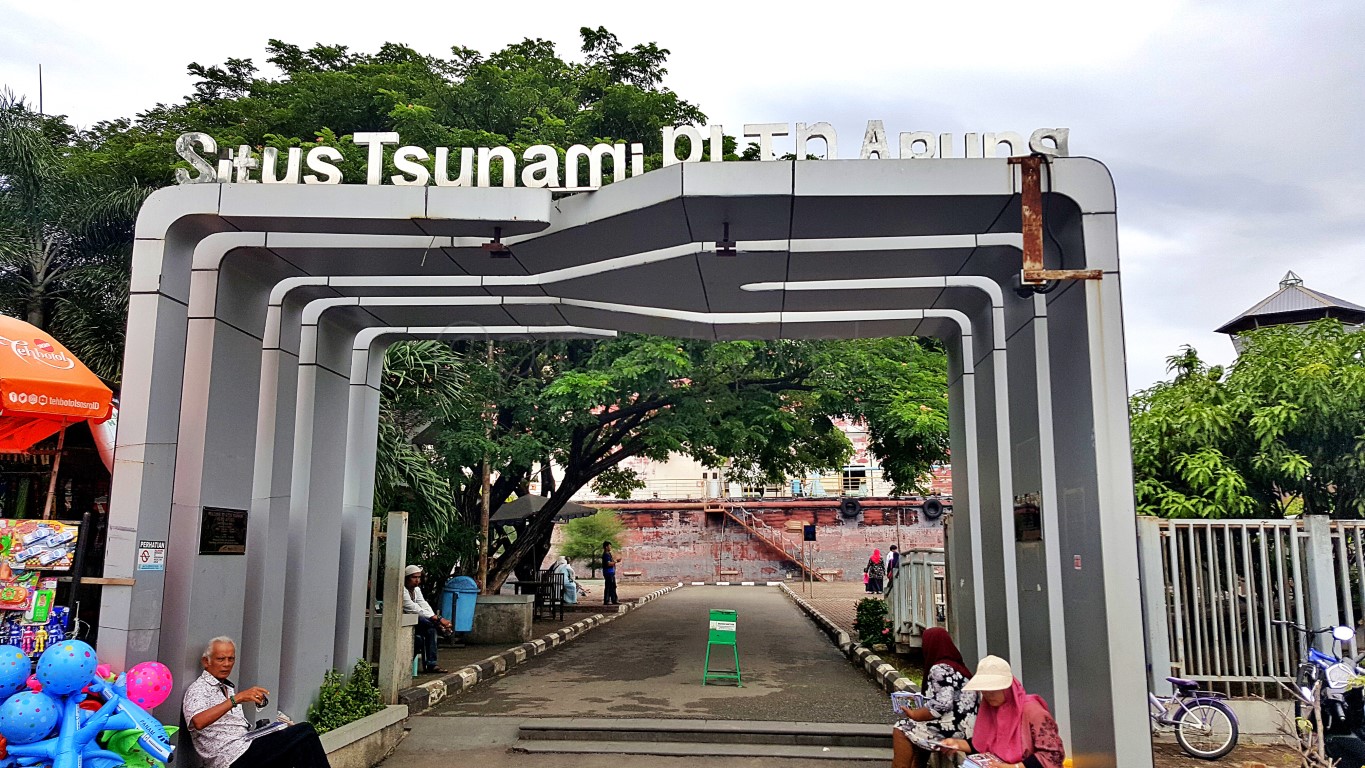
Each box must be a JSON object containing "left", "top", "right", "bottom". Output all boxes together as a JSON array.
[{"left": 1275, "top": 620, "right": 1365, "bottom": 766}]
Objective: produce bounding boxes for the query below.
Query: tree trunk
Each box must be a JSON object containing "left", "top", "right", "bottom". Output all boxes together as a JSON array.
[
  {"left": 486, "top": 477, "right": 588, "bottom": 591},
  {"left": 540, "top": 464, "right": 555, "bottom": 496}
]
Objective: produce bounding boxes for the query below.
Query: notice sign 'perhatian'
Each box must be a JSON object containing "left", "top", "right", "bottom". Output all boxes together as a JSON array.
[
  {"left": 136, "top": 540, "right": 166, "bottom": 571},
  {"left": 174, "top": 122, "right": 1070, "bottom": 192}
]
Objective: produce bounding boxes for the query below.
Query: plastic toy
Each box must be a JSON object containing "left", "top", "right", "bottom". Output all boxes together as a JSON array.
[
  {"left": 0, "top": 642, "right": 175, "bottom": 768},
  {"left": 0, "top": 690, "right": 126, "bottom": 768},
  {"left": 36, "top": 641, "right": 97, "bottom": 696},
  {"left": 100, "top": 726, "right": 179, "bottom": 768},
  {"left": 86, "top": 677, "right": 173, "bottom": 764},
  {"left": 0, "top": 647, "right": 27, "bottom": 698},
  {"left": 124, "top": 662, "right": 173, "bottom": 710},
  {"left": 0, "top": 690, "right": 60, "bottom": 744}
]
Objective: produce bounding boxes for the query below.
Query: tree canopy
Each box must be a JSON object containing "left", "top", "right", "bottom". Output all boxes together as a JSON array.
[
  {"left": 70, "top": 30, "right": 711, "bottom": 190},
  {"left": 0, "top": 91, "right": 147, "bottom": 380},
  {"left": 0, "top": 31, "right": 952, "bottom": 588},
  {"left": 559, "top": 510, "right": 625, "bottom": 572},
  {"left": 434, "top": 335, "right": 948, "bottom": 589},
  {"left": 1130, "top": 319, "right": 1365, "bottom": 518}
]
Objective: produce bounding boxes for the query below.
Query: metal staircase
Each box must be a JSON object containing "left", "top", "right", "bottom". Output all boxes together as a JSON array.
[{"left": 705, "top": 502, "right": 831, "bottom": 581}]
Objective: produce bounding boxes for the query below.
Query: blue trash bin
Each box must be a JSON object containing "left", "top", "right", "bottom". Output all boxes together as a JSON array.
[{"left": 442, "top": 576, "right": 479, "bottom": 632}]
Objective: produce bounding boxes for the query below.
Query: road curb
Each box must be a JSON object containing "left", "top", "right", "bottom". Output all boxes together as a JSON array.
[
  {"left": 397, "top": 583, "right": 682, "bottom": 715},
  {"left": 779, "top": 584, "right": 916, "bottom": 694},
  {"left": 683, "top": 581, "right": 786, "bottom": 587}
]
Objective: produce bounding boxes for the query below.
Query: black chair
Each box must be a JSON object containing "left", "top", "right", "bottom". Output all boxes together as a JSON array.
[{"left": 536, "top": 568, "right": 566, "bottom": 621}]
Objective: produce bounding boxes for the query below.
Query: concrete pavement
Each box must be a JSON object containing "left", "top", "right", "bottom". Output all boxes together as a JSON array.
[
  {"left": 381, "top": 585, "right": 892, "bottom": 766},
  {"left": 422, "top": 585, "right": 888, "bottom": 722}
]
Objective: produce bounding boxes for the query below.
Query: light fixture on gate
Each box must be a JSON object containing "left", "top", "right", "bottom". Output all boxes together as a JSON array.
[
  {"left": 482, "top": 226, "right": 512, "bottom": 258},
  {"left": 716, "top": 222, "right": 737, "bottom": 256}
]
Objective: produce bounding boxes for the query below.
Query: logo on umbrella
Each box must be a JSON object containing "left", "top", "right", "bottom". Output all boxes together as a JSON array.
[{"left": 0, "top": 336, "right": 74, "bottom": 370}]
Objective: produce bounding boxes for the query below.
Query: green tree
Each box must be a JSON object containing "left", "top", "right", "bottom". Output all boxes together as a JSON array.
[
  {"left": 559, "top": 509, "right": 625, "bottom": 574},
  {"left": 0, "top": 92, "right": 146, "bottom": 380},
  {"left": 373, "top": 340, "right": 475, "bottom": 586},
  {"left": 808, "top": 337, "right": 951, "bottom": 494},
  {"left": 431, "top": 335, "right": 948, "bottom": 589},
  {"left": 1, "top": 34, "right": 951, "bottom": 586},
  {"left": 1131, "top": 320, "right": 1365, "bottom": 518},
  {"left": 72, "top": 30, "right": 710, "bottom": 190}
]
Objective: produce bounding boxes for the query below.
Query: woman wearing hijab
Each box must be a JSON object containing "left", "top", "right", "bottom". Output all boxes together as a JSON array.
[
  {"left": 549, "top": 556, "right": 584, "bottom": 604},
  {"left": 865, "top": 549, "right": 886, "bottom": 593},
  {"left": 892, "top": 628, "right": 978, "bottom": 768},
  {"left": 939, "top": 655, "right": 1065, "bottom": 768}
]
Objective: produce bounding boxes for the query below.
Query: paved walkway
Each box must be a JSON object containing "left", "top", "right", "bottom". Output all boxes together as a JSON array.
[
  {"left": 382, "top": 581, "right": 1291, "bottom": 768},
  {"left": 412, "top": 580, "right": 671, "bottom": 682},
  {"left": 424, "top": 585, "right": 887, "bottom": 722},
  {"left": 796, "top": 580, "right": 875, "bottom": 636},
  {"left": 381, "top": 585, "right": 891, "bottom": 767}
]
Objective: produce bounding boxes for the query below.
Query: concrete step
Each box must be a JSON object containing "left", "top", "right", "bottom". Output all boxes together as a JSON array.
[
  {"left": 513, "top": 739, "right": 892, "bottom": 763},
  {"left": 518, "top": 717, "right": 892, "bottom": 749}
]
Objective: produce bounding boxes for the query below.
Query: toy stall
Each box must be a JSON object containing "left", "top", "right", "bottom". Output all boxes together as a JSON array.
[{"left": 0, "top": 519, "right": 81, "bottom": 660}]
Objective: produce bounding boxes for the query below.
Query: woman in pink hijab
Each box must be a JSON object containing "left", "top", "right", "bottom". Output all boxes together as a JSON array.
[
  {"left": 939, "top": 655, "right": 1065, "bottom": 768},
  {"left": 865, "top": 549, "right": 885, "bottom": 593}
]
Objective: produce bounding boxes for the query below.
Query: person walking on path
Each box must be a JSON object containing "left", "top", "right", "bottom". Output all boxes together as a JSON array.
[
  {"left": 884, "top": 545, "right": 900, "bottom": 594},
  {"left": 892, "top": 627, "right": 977, "bottom": 768},
  {"left": 602, "top": 541, "right": 623, "bottom": 605},
  {"left": 865, "top": 549, "right": 886, "bottom": 594},
  {"left": 939, "top": 655, "right": 1065, "bottom": 768}
]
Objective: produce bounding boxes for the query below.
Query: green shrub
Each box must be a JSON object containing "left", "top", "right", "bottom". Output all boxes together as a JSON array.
[
  {"left": 309, "top": 659, "right": 385, "bottom": 733},
  {"left": 854, "top": 597, "right": 893, "bottom": 647}
]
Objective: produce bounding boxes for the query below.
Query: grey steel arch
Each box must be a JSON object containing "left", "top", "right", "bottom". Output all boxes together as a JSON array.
[{"left": 103, "top": 159, "right": 1145, "bottom": 766}]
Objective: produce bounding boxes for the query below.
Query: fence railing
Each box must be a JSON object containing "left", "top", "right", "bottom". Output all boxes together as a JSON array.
[
  {"left": 1139, "top": 516, "right": 1365, "bottom": 698},
  {"left": 886, "top": 547, "right": 946, "bottom": 648}
]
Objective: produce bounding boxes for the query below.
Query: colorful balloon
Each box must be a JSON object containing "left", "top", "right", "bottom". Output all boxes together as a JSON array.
[
  {"left": 124, "top": 662, "right": 173, "bottom": 710},
  {"left": 35, "top": 641, "right": 97, "bottom": 696},
  {"left": 0, "top": 645, "right": 28, "bottom": 697},
  {"left": 0, "top": 690, "right": 59, "bottom": 744}
]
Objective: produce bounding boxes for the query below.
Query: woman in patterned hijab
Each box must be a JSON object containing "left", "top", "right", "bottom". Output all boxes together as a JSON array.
[{"left": 892, "top": 628, "right": 979, "bottom": 768}]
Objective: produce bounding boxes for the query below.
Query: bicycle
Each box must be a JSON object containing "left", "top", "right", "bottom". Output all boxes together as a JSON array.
[{"left": 1148, "top": 676, "right": 1240, "bottom": 760}]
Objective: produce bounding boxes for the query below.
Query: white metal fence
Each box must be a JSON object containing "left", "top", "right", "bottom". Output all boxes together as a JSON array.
[
  {"left": 887, "top": 547, "right": 947, "bottom": 648},
  {"left": 1139, "top": 516, "right": 1365, "bottom": 697},
  {"left": 883, "top": 518, "right": 1365, "bottom": 700}
]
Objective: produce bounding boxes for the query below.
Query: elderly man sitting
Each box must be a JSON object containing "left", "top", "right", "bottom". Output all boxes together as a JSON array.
[
  {"left": 182, "top": 636, "right": 332, "bottom": 768},
  {"left": 403, "top": 564, "right": 453, "bottom": 674}
]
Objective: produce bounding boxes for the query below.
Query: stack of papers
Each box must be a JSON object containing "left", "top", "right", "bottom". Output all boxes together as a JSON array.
[{"left": 243, "top": 721, "right": 289, "bottom": 742}]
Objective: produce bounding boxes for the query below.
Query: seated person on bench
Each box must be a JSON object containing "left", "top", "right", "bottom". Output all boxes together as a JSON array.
[
  {"left": 403, "top": 564, "right": 452, "bottom": 674},
  {"left": 548, "top": 556, "right": 587, "bottom": 604},
  {"left": 182, "top": 636, "right": 332, "bottom": 768}
]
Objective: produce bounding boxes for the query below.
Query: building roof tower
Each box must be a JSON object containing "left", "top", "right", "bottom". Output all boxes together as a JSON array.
[{"left": 1215, "top": 271, "right": 1365, "bottom": 351}]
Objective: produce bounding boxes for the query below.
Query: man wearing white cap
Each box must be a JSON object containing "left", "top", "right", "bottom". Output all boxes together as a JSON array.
[{"left": 402, "top": 564, "right": 452, "bottom": 674}]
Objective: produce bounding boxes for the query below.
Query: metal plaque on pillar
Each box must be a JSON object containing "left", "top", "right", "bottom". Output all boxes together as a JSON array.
[
  {"left": 1013, "top": 493, "right": 1042, "bottom": 542},
  {"left": 199, "top": 506, "right": 248, "bottom": 554}
]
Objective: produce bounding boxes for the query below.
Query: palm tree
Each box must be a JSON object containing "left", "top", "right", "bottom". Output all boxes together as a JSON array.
[
  {"left": 374, "top": 340, "right": 476, "bottom": 587},
  {"left": 0, "top": 90, "right": 147, "bottom": 382}
]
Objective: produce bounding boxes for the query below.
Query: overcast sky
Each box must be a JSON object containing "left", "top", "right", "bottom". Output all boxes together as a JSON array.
[{"left": 2, "top": 0, "right": 1361, "bottom": 390}]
